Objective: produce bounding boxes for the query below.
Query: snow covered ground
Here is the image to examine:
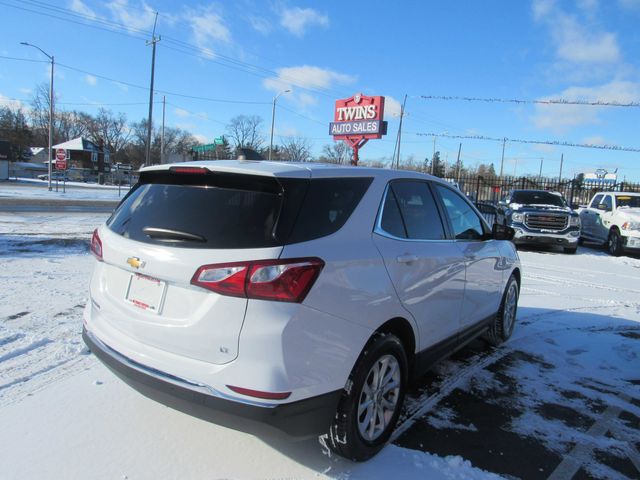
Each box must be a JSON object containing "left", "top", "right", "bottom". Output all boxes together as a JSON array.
[
  {"left": 0, "top": 179, "right": 128, "bottom": 202},
  {"left": 0, "top": 210, "right": 638, "bottom": 479}
]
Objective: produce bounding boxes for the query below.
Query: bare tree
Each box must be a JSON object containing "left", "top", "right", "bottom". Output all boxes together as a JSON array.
[
  {"left": 0, "top": 106, "right": 33, "bottom": 159},
  {"left": 29, "top": 82, "right": 64, "bottom": 145},
  {"left": 320, "top": 141, "right": 350, "bottom": 164},
  {"left": 86, "top": 108, "right": 131, "bottom": 161},
  {"left": 280, "top": 136, "right": 312, "bottom": 162},
  {"left": 57, "top": 111, "right": 92, "bottom": 142},
  {"left": 226, "top": 115, "right": 264, "bottom": 150}
]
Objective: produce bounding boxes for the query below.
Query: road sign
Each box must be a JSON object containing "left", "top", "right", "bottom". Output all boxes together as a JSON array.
[
  {"left": 214, "top": 136, "right": 225, "bottom": 145},
  {"left": 55, "top": 159, "right": 66, "bottom": 170},
  {"left": 56, "top": 148, "right": 66, "bottom": 161}
]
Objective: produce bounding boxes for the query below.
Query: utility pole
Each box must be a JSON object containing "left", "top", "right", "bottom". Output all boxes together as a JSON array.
[
  {"left": 559, "top": 153, "right": 564, "bottom": 182},
  {"left": 431, "top": 136, "right": 436, "bottom": 175},
  {"left": 21, "top": 42, "right": 54, "bottom": 191},
  {"left": 455, "top": 142, "right": 462, "bottom": 181},
  {"left": 145, "top": 12, "right": 160, "bottom": 166},
  {"left": 539, "top": 157, "right": 544, "bottom": 180},
  {"left": 160, "top": 95, "right": 166, "bottom": 164},
  {"left": 269, "top": 89, "right": 291, "bottom": 161},
  {"left": 394, "top": 94, "right": 408, "bottom": 169},
  {"left": 499, "top": 137, "right": 506, "bottom": 178}
]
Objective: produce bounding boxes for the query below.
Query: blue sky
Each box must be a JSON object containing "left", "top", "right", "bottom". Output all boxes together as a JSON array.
[{"left": 1, "top": 0, "right": 640, "bottom": 180}]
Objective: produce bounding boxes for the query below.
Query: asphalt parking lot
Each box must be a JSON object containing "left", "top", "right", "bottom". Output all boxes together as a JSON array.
[{"left": 392, "top": 245, "right": 640, "bottom": 480}]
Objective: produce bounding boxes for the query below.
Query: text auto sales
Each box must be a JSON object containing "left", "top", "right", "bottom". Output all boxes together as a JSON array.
[{"left": 329, "top": 120, "right": 382, "bottom": 135}]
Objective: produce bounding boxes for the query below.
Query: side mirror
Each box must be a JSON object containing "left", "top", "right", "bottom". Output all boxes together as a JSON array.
[
  {"left": 492, "top": 223, "right": 515, "bottom": 241},
  {"left": 597, "top": 203, "right": 610, "bottom": 212}
]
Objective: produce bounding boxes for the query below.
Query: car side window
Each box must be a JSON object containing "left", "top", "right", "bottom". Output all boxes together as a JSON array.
[
  {"left": 380, "top": 187, "right": 407, "bottom": 238},
  {"left": 381, "top": 180, "right": 445, "bottom": 240},
  {"left": 434, "top": 184, "right": 485, "bottom": 240},
  {"left": 590, "top": 194, "right": 603, "bottom": 208},
  {"left": 602, "top": 195, "right": 613, "bottom": 211}
]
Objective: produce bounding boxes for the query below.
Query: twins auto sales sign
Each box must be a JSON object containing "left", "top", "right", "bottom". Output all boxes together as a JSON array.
[{"left": 330, "top": 93, "right": 387, "bottom": 144}]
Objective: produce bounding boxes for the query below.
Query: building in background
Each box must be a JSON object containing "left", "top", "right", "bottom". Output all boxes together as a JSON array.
[{"left": 51, "top": 137, "right": 111, "bottom": 182}]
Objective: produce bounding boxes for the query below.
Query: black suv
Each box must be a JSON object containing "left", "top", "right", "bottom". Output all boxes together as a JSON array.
[{"left": 496, "top": 189, "right": 580, "bottom": 254}]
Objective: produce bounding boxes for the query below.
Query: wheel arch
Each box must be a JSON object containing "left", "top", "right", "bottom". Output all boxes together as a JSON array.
[
  {"left": 511, "top": 267, "right": 521, "bottom": 290},
  {"left": 373, "top": 317, "right": 417, "bottom": 368}
]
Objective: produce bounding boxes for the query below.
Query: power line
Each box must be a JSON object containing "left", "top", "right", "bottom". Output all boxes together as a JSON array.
[
  {"left": 4, "top": 0, "right": 349, "bottom": 102},
  {"left": 419, "top": 95, "right": 640, "bottom": 108},
  {"left": 414, "top": 132, "right": 640, "bottom": 153}
]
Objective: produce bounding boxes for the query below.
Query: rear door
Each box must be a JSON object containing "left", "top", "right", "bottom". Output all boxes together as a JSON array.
[
  {"left": 372, "top": 180, "right": 466, "bottom": 350},
  {"left": 580, "top": 194, "right": 603, "bottom": 239},
  {"left": 594, "top": 194, "right": 615, "bottom": 242},
  {"left": 91, "top": 168, "right": 308, "bottom": 365},
  {"left": 432, "top": 183, "right": 503, "bottom": 329}
]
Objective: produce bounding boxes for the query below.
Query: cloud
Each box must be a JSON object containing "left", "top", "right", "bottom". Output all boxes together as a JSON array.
[
  {"left": 19, "top": 87, "right": 32, "bottom": 95},
  {"left": 249, "top": 16, "right": 271, "bottom": 35},
  {"left": 583, "top": 135, "right": 607, "bottom": 145},
  {"left": 193, "top": 133, "right": 208, "bottom": 144},
  {"left": 263, "top": 65, "right": 356, "bottom": 106},
  {"left": 279, "top": 7, "right": 328, "bottom": 36},
  {"left": 184, "top": 6, "right": 231, "bottom": 55},
  {"left": 85, "top": 74, "right": 97, "bottom": 86},
  {"left": 0, "top": 94, "right": 23, "bottom": 110},
  {"left": 174, "top": 107, "right": 190, "bottom": 118},
  {"left": 107, "top": 0, "right": 157, "bottom": 32},
  {"left": 69, "top": 0, "right": 100, "bottom": 20},
  {"left": 532, "top": 80, "right": 640, "bottom": 132},
  {"left": 533, "top": 1, "right": 620, "bottom": 64},
  {"left": 384, "top": 96, "right": 403, "bottom": 118}
]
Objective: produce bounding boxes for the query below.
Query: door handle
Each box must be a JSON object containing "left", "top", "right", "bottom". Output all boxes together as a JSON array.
[{"left": 396, "top": 254, "right": 418, "bottom": 264}]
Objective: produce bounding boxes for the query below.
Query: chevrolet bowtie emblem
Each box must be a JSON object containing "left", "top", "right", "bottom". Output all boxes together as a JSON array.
[{"left": 127, "top": 257, "right": 145, "bottom": 269}]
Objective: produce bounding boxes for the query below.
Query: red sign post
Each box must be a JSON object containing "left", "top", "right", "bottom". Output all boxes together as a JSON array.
[
  {"left": 55, "top": 148, "right": 67, "bottom": 170},
  {"left": 330, "top": 93, "right": 387, "bottom": 165}
]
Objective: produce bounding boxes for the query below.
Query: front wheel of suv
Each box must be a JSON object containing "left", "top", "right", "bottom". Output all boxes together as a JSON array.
[
  {"left": 328, "top": 333, "right": 408, "bottom": 462},
  {"left": 608, "top": 229, "right": 623, "bottom": 257},
  {"left": 485, "top": 275, "right": 519, "bottom": 346}
]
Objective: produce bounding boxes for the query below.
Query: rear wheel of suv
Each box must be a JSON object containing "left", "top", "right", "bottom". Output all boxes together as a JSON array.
[
  {"left": 485, "top": 275, "right": 519, "bottom": 346},
  {"left": 328, "top": 333, "right": 408, "bottom": 462},
  {"left": 607, "top": 229, "right": 623, "bottom": 256},
  {"left": 564, "top": 246, "right": 577, "bottom": 254}
]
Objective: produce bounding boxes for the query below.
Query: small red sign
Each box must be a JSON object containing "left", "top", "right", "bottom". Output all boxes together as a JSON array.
[
  {"left": 55, "top": 159, "right": 67, "bottom": 170},
  {"left": 56, "top": 148, "right": 66, "bottom": 161}
]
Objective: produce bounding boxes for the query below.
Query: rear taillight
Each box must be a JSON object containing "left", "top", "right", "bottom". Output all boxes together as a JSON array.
[
  {"left": 90, "top": 229, "right": 103, "bottom": 261},
  {"left": 191, "top": 257, "right": 324, "bottom": 303}
]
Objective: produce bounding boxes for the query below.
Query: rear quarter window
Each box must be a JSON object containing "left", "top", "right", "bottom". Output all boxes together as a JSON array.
[{"left": 286, "top": 177, "right": 373, "bottom": 244}]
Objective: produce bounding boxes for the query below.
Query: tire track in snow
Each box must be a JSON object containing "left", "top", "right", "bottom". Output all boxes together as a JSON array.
[{"left": 524, "top": 272, "right": 640, "bottom": 295}]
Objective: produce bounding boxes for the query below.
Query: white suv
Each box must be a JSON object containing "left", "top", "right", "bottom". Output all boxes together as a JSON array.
[{"left": 83, "top": 161, "right": 521, "bottom": 461}]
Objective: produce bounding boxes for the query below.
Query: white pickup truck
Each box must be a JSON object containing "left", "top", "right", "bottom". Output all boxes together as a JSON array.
[{"left": 579, "top": 192, "right": 640, "bottom": 256}]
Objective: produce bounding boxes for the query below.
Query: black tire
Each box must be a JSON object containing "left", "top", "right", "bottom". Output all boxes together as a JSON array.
[
  {"left": 578, "top": 236, "right": 584, "bottom": 246},
  {"left": 328, "top": 333, "right": 408, "bottom": 462},
  {"left": 564, "top": 247, "right": 577, "bottom": 254},
  {"left": 485, "top": 275, "right": 519, "bottom": 347},
  {"left": 607, "top": 229, "right": 623, "bottom": 257}
]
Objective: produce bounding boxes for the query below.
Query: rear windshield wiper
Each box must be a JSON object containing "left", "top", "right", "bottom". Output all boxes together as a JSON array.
[{"left": 142, "top": 227, "right": 206, "bottom": 243}]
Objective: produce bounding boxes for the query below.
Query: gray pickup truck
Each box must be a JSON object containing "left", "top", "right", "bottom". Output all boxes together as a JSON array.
[{"left": 496, "top": 189, "right": 581, "bottom": 254}]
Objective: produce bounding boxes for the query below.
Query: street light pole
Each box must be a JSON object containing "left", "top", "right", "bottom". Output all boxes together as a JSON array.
[
  {"left": 21, "top": 42, "right": 54, "bottom": 191},
  {"left": 269, "top": 89, "right": 291, "bottom": 161},
  {"left": 145, "top": 12, "right": 160, "bottom": 166}
]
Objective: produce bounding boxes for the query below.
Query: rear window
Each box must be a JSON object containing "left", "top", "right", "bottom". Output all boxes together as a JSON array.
[{"left": 107, "top": 170, "right": 371, "bottom": 249}]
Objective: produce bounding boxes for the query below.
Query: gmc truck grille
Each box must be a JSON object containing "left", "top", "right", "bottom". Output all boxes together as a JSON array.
[{"left": 525, "top": 213, "right": 568, "bottom": 231}]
